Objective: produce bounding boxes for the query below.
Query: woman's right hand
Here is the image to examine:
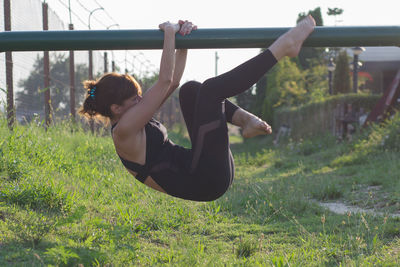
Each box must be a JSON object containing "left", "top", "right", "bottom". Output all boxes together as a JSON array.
[
  {"left": 159, "top": 20, "right": 197, "bottom": 36},
  {"left": 158, "top": 21, "right": 180, "bottom": 33}
]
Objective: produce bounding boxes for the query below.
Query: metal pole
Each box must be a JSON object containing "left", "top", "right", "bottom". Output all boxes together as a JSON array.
[
  {"left": 104, "top": 52, "right": 108, "bottom": 73},
  {"left": 328, "top": 71, "right": 333, "bottom": 95},
  {"left": 68, "top": 0, "right": 72, "bottom": 25},
  {"left": 4, "top": 0, "right": 14, "bottom": 129},
  {"left": 215, "top": 51, "right": 219, "bottom": 76},
  {"left": 69, "top": 24, "right": 76, "bottom": 121},
  {"left": 87, "top": 8, "right": 103, "bottom": 134},
  {"left": 353, "top": 54, "right": 359, "bottom": 93},
  {"left": 88, "top": 8, "right": 103, "bottom": 30},
  {"left": 89, "top": 50, "right": 93, "bottom": 80},
  {"left": 88, "top": 49, "right": 94, "bottom": 134},
  {"left": 106, "top": 25, "right": 118, "bottom": 74},
  {"left": 43, "top": 2, "right": 51, "bottom": 127},
  {"left": 1, "top": 26, "right": 400, "bottom": 52}
]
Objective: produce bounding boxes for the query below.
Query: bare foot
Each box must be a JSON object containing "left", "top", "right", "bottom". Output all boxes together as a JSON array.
[
  {"left": 242, "top": 116, "right": 272, "bottom": 139},
  {"left": 269, "top": 15, "right": 316, "bottom": 60}
]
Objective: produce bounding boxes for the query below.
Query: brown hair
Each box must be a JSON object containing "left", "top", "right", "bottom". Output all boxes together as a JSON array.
[{"left": 78, "top": 73, "right": 142, "bottom": 124}]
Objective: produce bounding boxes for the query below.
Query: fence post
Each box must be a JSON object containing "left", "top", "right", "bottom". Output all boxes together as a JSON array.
[
  {"left": 43, "top": 2, "right": 51, "bottom": 127},
  {"left": 104, "top": 52, "right": 108, "bottom": 73},
  {"left": 4, "top": 0, "right": 14, "bottom": 129},
  {"left": 69, "top": 23, "right": 76, "bottom": 122},
  {"left": 88, "top": 50, "right": 95, "bottom": 133},
  {"left": 111, "top": 53, "right": 116, "bottom": 72}
]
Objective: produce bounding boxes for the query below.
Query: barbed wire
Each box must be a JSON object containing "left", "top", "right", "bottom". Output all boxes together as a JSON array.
[
  {"left": 0, "top": 54, "right": 82, "bottom": 89},
  {"left": 0, "top": 0, "right": 157, "bottom": 103},
  {"left": 74, "top": 0, "right": 112, "bottom": 29},
  {"left": 93, "top": 0, "right": 119, "bottom": 25},
  {"left": 55, "top": 0, "right": 87, "bottom": 27},
  {"left": 56, "top": 0, "right": 157, "bottom": 73}
]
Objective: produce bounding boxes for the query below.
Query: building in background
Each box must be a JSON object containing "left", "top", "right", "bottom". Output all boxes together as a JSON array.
[{"left": 349, "top": 47, "right": 400, "bottom": 93}]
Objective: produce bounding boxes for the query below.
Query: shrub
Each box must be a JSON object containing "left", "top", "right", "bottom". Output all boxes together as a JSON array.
[
  {"left": 236, "top": 238, "right": 258, "bottom": 258},
  {"left": 273, "top": 93, "right": 381, "bottom": 139},
  {"left": 0, "top": 181, "right": 73, "bottom": 213},
  {"left": 6, "top": 209, "right": 57, "bottom": 247}
]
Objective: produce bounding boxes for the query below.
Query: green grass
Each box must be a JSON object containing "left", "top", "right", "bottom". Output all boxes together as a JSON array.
[{"left": 0, "top": 114, "right": 399, "bottom": 266}]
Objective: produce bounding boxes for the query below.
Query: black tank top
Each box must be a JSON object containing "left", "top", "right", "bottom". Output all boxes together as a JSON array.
[{"left": 111, "top": 118, "right": 181, "bottom": 183}]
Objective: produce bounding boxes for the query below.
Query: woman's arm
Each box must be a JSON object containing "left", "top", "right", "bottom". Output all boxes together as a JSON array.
[
  {"left": 159, "top": 21, "right": 197, "bottom": 107},
  {"left": 159, "top": 49, "right": 188, "bottom": 107},
  {"left": 114, "top": 22, "right": 179, "bottom": 138}
]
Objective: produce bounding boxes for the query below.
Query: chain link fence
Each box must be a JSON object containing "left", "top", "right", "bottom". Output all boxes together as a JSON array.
[
  {"left": 1, "top": 0, "right": 182, "bottom": 130},
  {"left": 0, "top": 0, "right": 106, "bottom": 124}
]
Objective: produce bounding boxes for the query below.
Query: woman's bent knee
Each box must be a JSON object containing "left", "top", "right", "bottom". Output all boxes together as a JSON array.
[{"left": 179, "top": 80, "right": 201, "bottom": 101}]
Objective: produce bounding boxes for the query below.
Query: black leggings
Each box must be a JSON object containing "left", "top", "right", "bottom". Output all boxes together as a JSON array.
[{"left": 172, "top": 49, "right": 277, "bottom": 201}]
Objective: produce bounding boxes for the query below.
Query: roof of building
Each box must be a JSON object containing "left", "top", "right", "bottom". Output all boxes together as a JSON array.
[{"left": 347, "top": 47, "right": 400, "bottom": 62}]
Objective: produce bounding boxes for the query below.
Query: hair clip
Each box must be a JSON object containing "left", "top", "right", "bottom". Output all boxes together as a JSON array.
[{"left": 88, "top": 86, "right": 96, "bottom": 99}]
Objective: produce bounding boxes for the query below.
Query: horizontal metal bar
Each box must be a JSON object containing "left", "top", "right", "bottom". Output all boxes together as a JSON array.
[{"left": 1, "top": 26, "right": 399, "bottom": 52}]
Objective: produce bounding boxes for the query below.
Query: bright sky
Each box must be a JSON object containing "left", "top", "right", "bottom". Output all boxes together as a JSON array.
[{"left": 50, "top": 0, "right": 400, "bottom": 82}]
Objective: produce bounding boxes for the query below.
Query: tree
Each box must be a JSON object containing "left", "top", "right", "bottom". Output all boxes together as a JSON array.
[
  {"left": 236, "top": 87, "right": 254, "bottom": 112},
  {"left": 136, "top": 71, "right": 181, "bottom": 127},
  {"left": 298, "top": 7, "right": 323, "bottom": 26},
  {"left": 261, "top": 57, "right": 306, "bottom": 124},
  {"left": 303, "top": 64, "right": 329, "bottom": 101},
  {"left": 135, "top": 72, "right": 158, "bottom": 93},
  {"left": 17, "top": 54, "right": 88, "bottom": 120},
  {"left": 327, "top": 8, "right": 344, "bottom": 25},
  {"left": 297, "top": 7, "right": 325, "bottom": 69},
  {"left": 333, "top": 50, "right": 351, "bottom": 94}
]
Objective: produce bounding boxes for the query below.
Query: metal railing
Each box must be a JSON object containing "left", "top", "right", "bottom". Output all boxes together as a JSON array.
[{"left": 1, "top": 26, "right": 400, "bottom": 52}]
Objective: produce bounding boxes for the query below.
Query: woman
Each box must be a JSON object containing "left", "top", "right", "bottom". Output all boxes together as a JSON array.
[{"left": 79, "top": 17, "right": 316, "bottom": 201}]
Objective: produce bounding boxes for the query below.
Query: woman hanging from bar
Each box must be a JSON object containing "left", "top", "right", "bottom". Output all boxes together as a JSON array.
[{"left": 79, "top": 17, "right": 316, "bottom": 201}]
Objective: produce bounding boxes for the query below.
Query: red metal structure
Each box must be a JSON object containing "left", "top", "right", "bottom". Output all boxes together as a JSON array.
[{"left": 363, "top": 69, "right": 400, "bottom": 126}]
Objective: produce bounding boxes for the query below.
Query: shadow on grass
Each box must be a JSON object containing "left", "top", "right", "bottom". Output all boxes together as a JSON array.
[
  {"left": 0, "top": 239, "right": 106, "bottom": 266},
  {"left": 230, "top": 135, "right": 274, "bottom": 156}
]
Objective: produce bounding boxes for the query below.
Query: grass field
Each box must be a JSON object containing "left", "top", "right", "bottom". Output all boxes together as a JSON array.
[{"left": 0, "top": 114, "right": 399, "bottom": 266}]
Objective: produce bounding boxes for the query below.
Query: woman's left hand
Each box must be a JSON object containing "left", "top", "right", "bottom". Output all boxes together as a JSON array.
[{"left": 178, "top": 20, "right": 197, "bottom": 36}]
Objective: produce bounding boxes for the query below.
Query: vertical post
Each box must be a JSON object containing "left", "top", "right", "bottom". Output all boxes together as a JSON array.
[
  {"left": 4, "top": 0, "right": 14, "bottom": 129},
  {"left": 327, "top": 57, "right": 336, "bottom": 95},
  {"left": 328, "top": 71, "right": 333, "bottom": 95},
  {"left": 215, "top": 51, "right": 219, "bottom": 76},
  {"left": 89, "top": 50, "right": 93, "bottom": 80},
  {"left": 104, "top": 52, "right": 108, "bottom": 73},
  {"left": 69, "top": 24, "right": 76, "bottom": 121},
  {"left": 353, "top": 54, "right": 359, "bottom": 93},
  {"left": 43, "top": 2, "right": 51, "bottom": 127},
  {"left": 111, "top": 51, "right": 116, "bottom": 72},
  {"left": 88, "top": 50, "right": 95, "bottom": 133}
]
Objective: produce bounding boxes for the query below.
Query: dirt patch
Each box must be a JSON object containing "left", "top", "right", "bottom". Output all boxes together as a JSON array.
[
  {"left": 347, "top": 184, "right": 399, "bottom": 210},
  {"left": 317, "top": 201, "right": 400, "bottom": 218}
]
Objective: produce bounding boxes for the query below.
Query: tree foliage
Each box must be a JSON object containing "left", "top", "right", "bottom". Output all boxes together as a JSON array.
[
  {"left": 333, "top": 50, "right": 351, "bottom": 94},
  {"left": 327, "top": 7, "right": 344, "bottom": 16},
  {"left": 17, "top": 54, "right": 88, "bottom": 120},
  {"left": 135, "top": 72, "right": 159, "bottom": 94},
  {"left": 297, "top": 7, "right": 325, "bottom": 69},
  {"left": 261, "top": 58, "right": 304, "bottom": 123},
  {"left": 297, "top": 7, "right": 324, "bottom": 26},
  {"left": 260, "top": 57, "right": 329, "bottom": 124},
  {"left": 327, "top": 7, "right": 344, "bottom": 26}
]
